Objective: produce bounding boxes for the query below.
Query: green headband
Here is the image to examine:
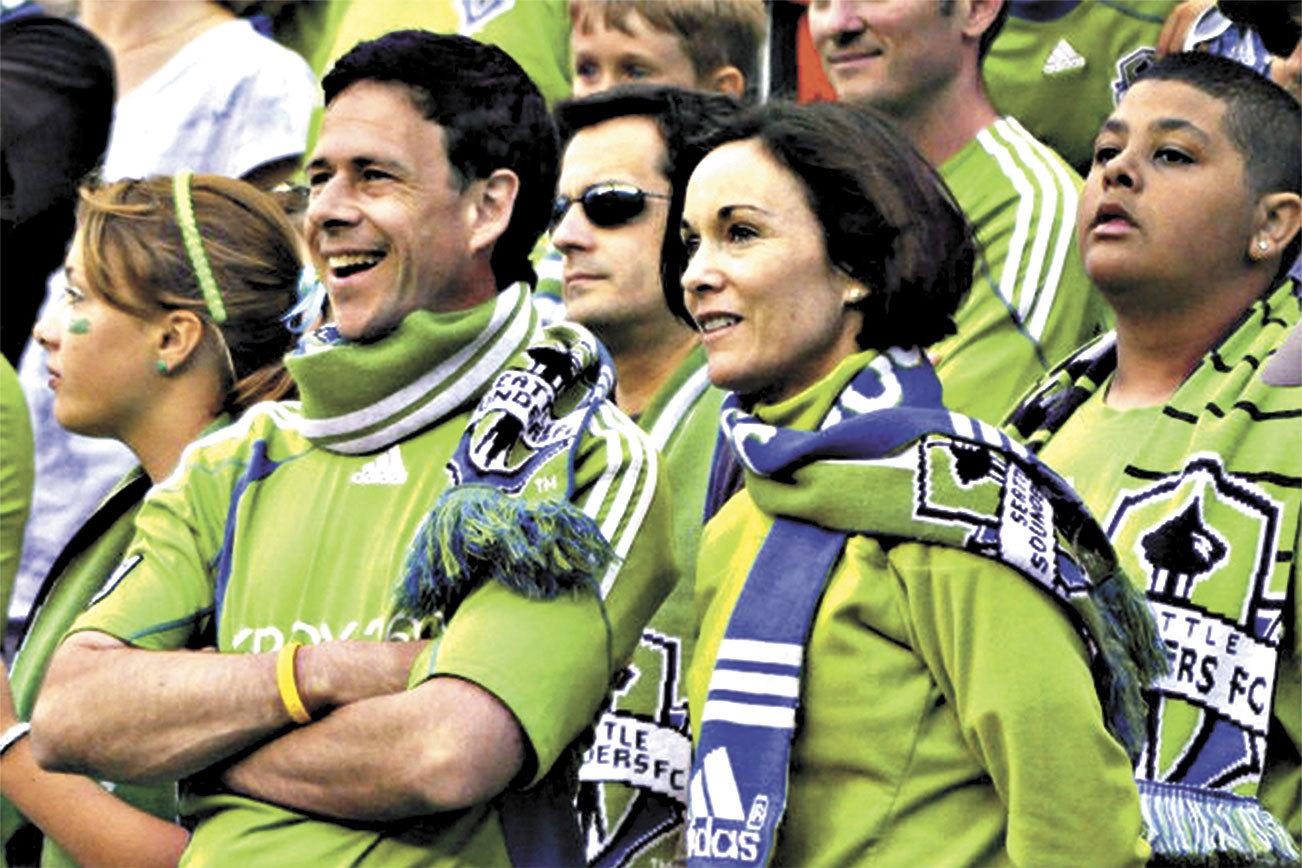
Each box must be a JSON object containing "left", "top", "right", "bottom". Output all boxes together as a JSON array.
[{"left": 172, "top": 170, "right": 227, "bottom": 324}]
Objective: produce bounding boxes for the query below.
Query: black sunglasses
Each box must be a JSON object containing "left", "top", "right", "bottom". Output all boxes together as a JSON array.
[{"left": 550, "top": 183, "right": 671, "bottom": 232}]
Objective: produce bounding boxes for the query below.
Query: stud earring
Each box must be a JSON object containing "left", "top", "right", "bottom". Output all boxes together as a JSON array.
[
  {"left": 1257, "top": 239, "right": 1270, "bottom": 252},
  {"left": 155, "top": 359, "right": 170, "bottom": 375},
  {"left": 845, "top": 287, "right": 867, "bottom": 305}
]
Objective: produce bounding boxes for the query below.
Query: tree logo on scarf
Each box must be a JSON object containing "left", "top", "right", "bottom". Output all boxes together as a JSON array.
[
  {"left": 578, "top": 630, "right": 692, "bottom": 866},
  {"left": 914, "top": 438, "right": 1079, "bottom": 596},
  {"left": 1105, "top": 454, "right": 1286, "bottom": 789}
]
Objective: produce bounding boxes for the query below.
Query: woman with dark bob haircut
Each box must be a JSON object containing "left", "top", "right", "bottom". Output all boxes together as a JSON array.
[{"left": 676, "top": 100, "right": 1164, "bottom": 867}]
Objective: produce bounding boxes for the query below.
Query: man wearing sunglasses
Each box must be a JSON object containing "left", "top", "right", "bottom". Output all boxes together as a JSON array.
[{"left": 550, "top": 85, "right": 739, "bottom": 868}]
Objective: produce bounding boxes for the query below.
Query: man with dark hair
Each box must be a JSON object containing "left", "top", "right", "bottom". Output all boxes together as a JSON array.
[
  {"left": 551, "top": 85, "right": 737, "bottom": 867},
  {"left": 808, "top": 0, "right": 1106, "bottom": 425},
  {"left": 1009, "top": 52, "right": 1300, "bottom": 863},
  {"left": 30, "top": 30, "right": 674, "bottom": 866}
]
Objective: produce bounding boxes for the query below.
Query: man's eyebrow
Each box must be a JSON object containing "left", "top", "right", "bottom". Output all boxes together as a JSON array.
[
  {"left": 1100, "top": 116, "right": 1212, "bottom": 144},
  {"left": 1151, "top": 117, "right": 1212, "bottom": 144},
  {"left": 304, "top": 155, "right": 406, "bottom": 173}
]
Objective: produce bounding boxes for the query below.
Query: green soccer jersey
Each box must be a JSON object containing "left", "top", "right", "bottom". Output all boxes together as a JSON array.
[
  {"left": 985, "top": 1, "right": 1180, "bottom": 175},
  {"left": 1036, "top": 347, "right": 1300, "bottom": 846},
  {"left": 931, "top": 116, "right": 1108, "bottom": 425},
  {"left": 579, "top": 346, "right": 724, "bottom": 867},
  {"left": 70, "top": 295, "right": 676, "bottom": 866},
  {"left": 687, "top": 365, "right": 1147, "bottom": 867},
  {"left": 317, "top": 0, "right": 571, "bottom": 104}
]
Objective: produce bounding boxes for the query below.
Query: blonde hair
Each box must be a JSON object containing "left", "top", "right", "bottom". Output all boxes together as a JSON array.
[
  {"left": 75, "top": 174, "right": 301, "bottom": 414},
  {"left": 570, "top": 0, "right": 767, "bottom": 90}
]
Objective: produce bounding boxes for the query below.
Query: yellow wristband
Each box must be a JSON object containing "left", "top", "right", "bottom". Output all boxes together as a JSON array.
[{"left": 276, "top": 641, "right": 312, "bottom": 725}]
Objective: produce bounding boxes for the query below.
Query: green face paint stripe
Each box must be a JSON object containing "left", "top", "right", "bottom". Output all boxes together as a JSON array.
[{"left": 68, "top": 318, "right": 91, "bottom": 335}]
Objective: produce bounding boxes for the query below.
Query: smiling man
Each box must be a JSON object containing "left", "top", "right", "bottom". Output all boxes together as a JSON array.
[
  {"left": 551, "top": 85, "right": 738, "bottom": 867},
  {"left": 1009, "top": 52, "right": 1300, "bottom": 862},
  {"left": 808, "top": 0, "right": 1107, "bottom": 424},
  {"left": 28, "top": 31, "right": 674, "bottom": 866}
]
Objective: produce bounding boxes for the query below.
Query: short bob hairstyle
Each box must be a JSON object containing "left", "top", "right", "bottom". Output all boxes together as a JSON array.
[{"left": 665, "top": 100, "right": 975, "bottom": 352}]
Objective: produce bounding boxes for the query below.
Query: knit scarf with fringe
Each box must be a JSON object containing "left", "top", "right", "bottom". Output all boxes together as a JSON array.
[
  {"left": 687, "top": 347, "right": 1167, "bottom": 868},
  {"left": 286, "top": 284, "right": 618, "bottom": 865},
  {"left": 1008, "top": 280, "right": 1300, "bottom": 865}
]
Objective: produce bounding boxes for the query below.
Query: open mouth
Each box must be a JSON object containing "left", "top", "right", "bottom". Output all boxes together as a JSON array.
[
  {"left": 697, "top": 313, "right": 741, "bottom": 334},
  {"left": 1092, "top": 204, "right": 1135, "bottom": 229},
  {"left": 327, "top": 252, "right": 385, "bottom": 279}
]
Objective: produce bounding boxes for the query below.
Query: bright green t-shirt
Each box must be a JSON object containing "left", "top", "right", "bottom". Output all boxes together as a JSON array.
[
  {"left": 931, "top": 116, "right": 1108, "bottom": 426},
  {"left": 579, "top": 346, "right": 724, "bottom": 866},
  {"left": 688, "top": 360, "right": 1148, "bottom": 867},
  {"left": 72, "top": 384, "right": 675, "bottom": 864},
  {"left": 985, "top": 1, "right": 1180, "bottom": 175},
  {"left": 1035, "top": 363, "right": 1300, "bottom": 845}
]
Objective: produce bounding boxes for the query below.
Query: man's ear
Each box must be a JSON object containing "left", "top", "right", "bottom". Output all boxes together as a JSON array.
[
  {"left": 706, "top": 65, "right": 745, "bottom": 98},
  {"left": 1249, "top": 191, "right": 1302, "bottom": 262},
  {"left": 154, "top": 309, "right": 208, "bottom": 374},
  {"left": 467, "top": 169, "right": 521, "bottom": 257},
  {"left": 961, "top": 0, "right": 1004, "bottom": 43}
]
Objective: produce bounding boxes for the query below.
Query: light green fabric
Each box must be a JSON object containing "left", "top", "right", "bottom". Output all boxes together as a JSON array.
[
  {"left": 1011, "top": 280, "right": 1301, "bottom": 854},
  {"left": 0, "top": 356, "right": 33, "bottom": 620},
  {"left": 688, "top": 354, "right": 1148, "bottom": 866},
  {"left": 985, "top": 1, "right": 1180, "bottom": 175},
  {"left": 71, "top": 292, "right": 675, "bottom": 866},
  {"left": 577, "top": 345, "right": 724, "bottom": 865},
  {"left": 0, "top": 471, "right": 170, "bottom": 868},
  {"left": 931, "top": 116, "right": 1109, "bottom": 425}
]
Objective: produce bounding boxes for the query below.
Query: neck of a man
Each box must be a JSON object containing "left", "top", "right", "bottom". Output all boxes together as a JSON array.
[
  {"left": 891, "top": 70, "right": 1000, "bottom": 168},
  {"left": 1107, "top": 274, "right": 1272, "bottom": 410},
  {"left": 607, "top": 325, "right": 697, "bottom": 418}
]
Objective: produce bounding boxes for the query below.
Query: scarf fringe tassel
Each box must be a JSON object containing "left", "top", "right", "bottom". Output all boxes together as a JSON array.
[
  {"left": 1140, "top": 780, "right": 1300, "bottom": 866},
  {"left": 1088, "top": 556, "right": 1172, "bottom": 761},
  {"left": 396, "top": 483, "right": 619, "bottom": 624}
]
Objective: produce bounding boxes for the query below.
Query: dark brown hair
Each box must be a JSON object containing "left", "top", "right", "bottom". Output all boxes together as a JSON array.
[{"left": 669, "top": 99, "right": 975, "bottom": 351}]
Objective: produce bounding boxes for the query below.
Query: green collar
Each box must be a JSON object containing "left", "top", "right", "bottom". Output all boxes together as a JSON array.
[{"left": 287, "top": 284, "right": 537, "bottom": 454}]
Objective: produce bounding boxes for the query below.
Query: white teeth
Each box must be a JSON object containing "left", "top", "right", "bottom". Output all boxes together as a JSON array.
[
  {"left": 327, "top": 253, "right": 383, "bottom": 269},
  {"left": 699, "top": 315, "right": 740, "bottom": 333}
]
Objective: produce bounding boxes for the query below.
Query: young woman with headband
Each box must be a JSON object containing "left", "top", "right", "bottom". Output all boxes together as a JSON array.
[{"left": 0, "top": 171, "right": 303, "bottom": 867}]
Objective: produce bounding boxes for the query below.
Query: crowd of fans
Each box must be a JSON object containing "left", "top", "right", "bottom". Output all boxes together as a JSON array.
[{"left": 0, "top": 1, "right": 1298, "bottom": 866}]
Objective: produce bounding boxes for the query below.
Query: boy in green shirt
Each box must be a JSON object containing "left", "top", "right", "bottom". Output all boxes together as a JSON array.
[{"left": 1009, "top": 52, "right": 1301, "bottom": 862}]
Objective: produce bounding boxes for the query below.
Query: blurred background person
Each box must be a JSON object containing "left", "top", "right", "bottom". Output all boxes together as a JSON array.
[{"left": 807, "top": 0, "right": 1108, "bottom": 426}]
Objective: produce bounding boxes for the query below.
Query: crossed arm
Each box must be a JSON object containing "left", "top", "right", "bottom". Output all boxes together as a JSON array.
[{"left": 31, "top": 630, "right": 524, "bottom": 821}]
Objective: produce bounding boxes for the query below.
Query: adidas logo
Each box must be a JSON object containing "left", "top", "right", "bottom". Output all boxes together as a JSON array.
[
  {"left": 350, "top": 445, "right": 408, "bottom": 485},
  {"left": 687, "top": 747, "right": 764, "bottom": 862},
  {"left": 1043, "top": 38, "right": 1086, "bottom": 75}
]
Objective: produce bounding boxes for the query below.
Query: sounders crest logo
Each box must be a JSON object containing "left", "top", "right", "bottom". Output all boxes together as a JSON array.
[{"left": 1105, "top": 455, "right": 1286, "bottom": 788}]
